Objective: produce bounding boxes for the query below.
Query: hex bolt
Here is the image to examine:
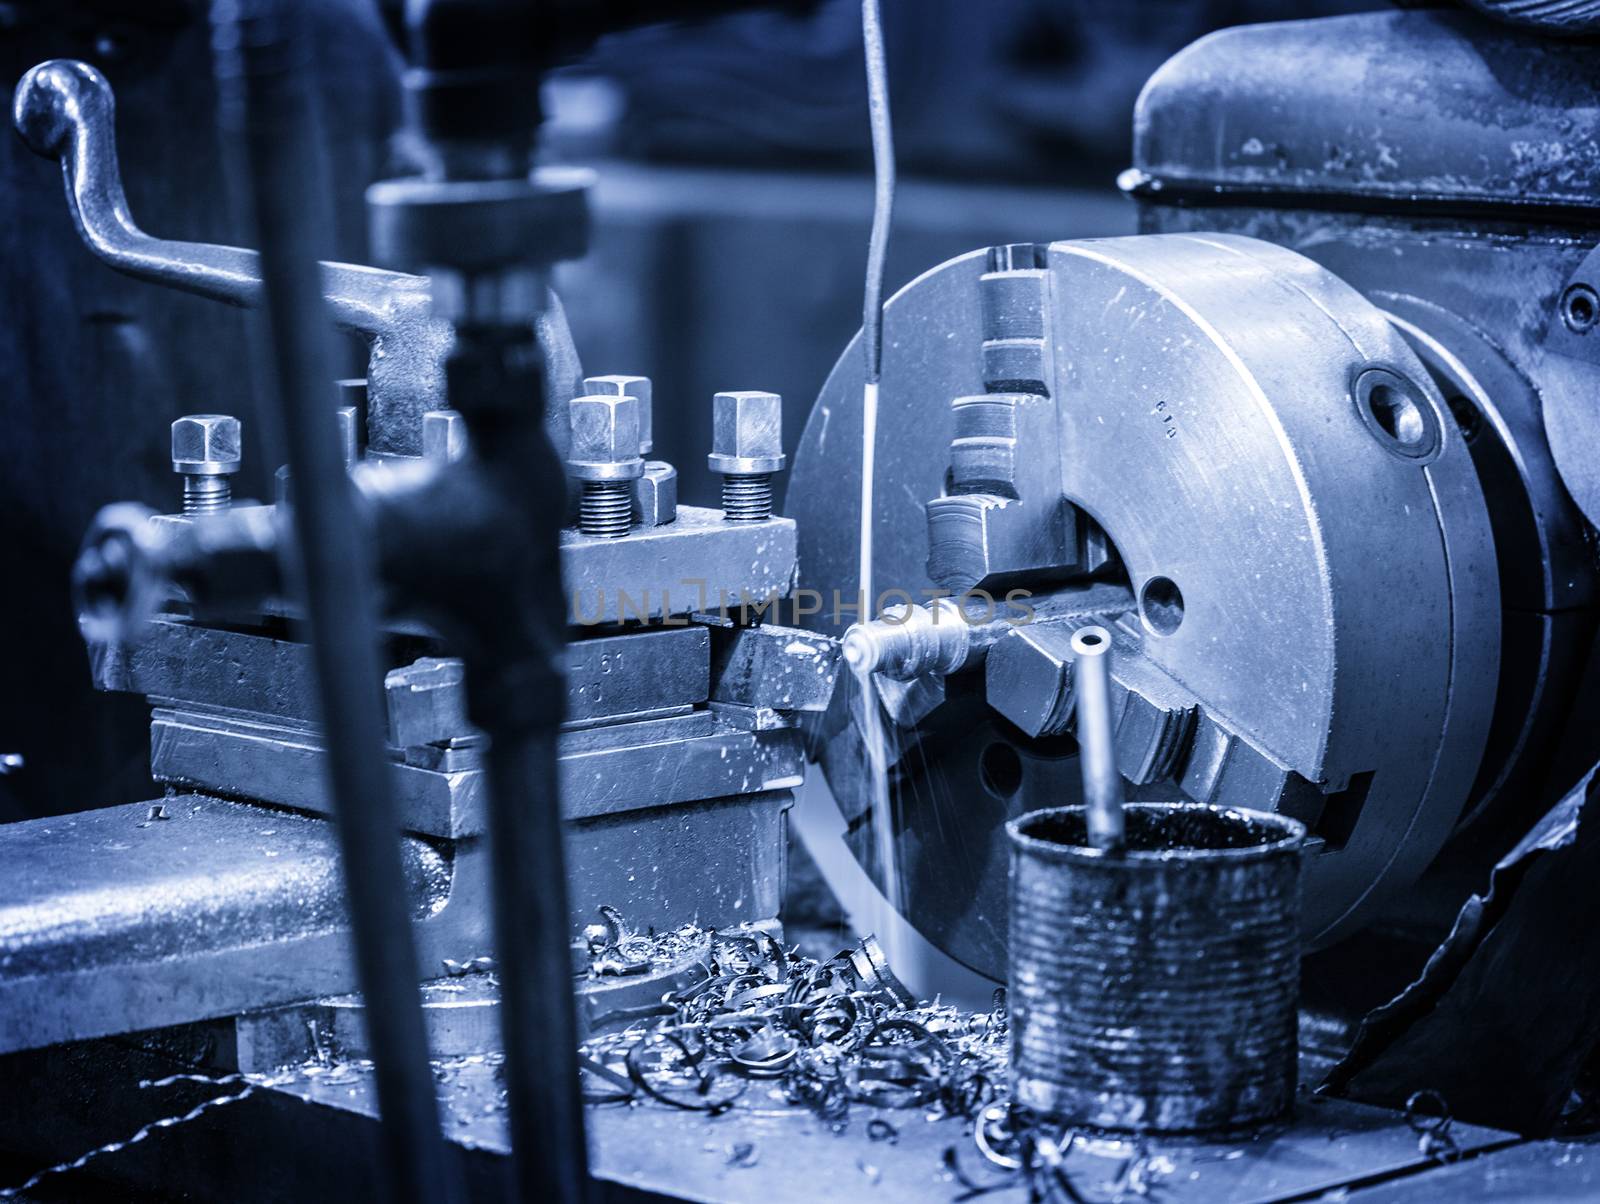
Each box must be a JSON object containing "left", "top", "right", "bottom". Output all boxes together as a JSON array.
[
  {"left": 567, "top": 394, "right": 644, "bottom": 538},
  {"left": 583, "top": 375, "right": 652, "bottom": 456},
  {"left": 708, "top": 391, "right": 785, "bottom": 522},
  {"left": 171, "top": 413, "right": 241, "bottom": 515},
  {"left": 422, "top": 409, "right": 469, "bottom": 464}
]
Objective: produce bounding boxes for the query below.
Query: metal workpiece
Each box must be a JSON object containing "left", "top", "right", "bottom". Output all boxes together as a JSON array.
[
  {"left": 791, "top": 232, "right": 1499, "bottom": 971},
  {"left": 583, "top": 374, "right": 654, "bottom": 455},
  {"left": 845, "top": 582, "right": 1134, "bottom": 686},
  {"left": 1071, "top": 626, "right": 1125, "bottom": 852},
  {"left": 709, "top": 390, "right": 785, "bottom": 521},
  {"left": 568, "top": 392, "right": 645, "bottom": 538},
  {"left": 171, "top": 414, "right": 242, "bottom": 515},
  {"left": 1007, "top": 804, "right": 1305, "bottom": 1132},
  {"left": 841, "top": 596, "right": 974, "bottom": 679}
]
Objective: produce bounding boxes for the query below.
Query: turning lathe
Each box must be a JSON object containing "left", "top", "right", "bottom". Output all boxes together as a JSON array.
[{"left": 3, "top": 4, "right": 1600, "bottom": 1202}]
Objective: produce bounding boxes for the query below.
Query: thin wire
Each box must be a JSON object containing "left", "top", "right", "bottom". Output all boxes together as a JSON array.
[
  {"left": 858, "top": 0, "right": 895, "bottom": 617},
  {"left": 856, "top": 0, "right": 906, "bottom": 942},
  {"left": 861, "top": 0, "right": 895, "bottom": 391},
  {"left": 0, "top": 1075, "right": 276, "bottom": 1198}
]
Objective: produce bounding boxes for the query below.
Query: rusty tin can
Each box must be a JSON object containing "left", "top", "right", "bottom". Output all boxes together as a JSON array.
[{"left": 1007, "top": 802, "right": 1305, "bottom": 1133}]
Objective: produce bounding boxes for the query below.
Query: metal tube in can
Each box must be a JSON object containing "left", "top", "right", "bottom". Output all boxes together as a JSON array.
[
  {"left": 1007, "top": 802, "right": 1305, "bottom": 1133},
  {"left": 1069, "top": 625, "right": 1124, "bottom": 852}
]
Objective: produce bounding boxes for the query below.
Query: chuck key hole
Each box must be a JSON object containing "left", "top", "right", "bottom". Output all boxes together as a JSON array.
[
  {"left": 1353, "top": 368, "right": 1440, "bottom": 462},
  {"left": 1367, "top": 384, "right": 1425, "bottom": 448},
  {"left": 1139, "top": 575, "right": 1184, "bottom": 637}
]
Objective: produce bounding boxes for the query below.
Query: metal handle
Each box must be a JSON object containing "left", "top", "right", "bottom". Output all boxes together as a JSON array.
[
  {"left": 12, "top": 59, "right": 598, "bottom": 459},
  {"left": 13, "top": 59, "right": 432, "bottom": 338}
]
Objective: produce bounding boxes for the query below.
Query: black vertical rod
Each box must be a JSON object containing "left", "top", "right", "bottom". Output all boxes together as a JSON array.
[
  {"left": 479, "top": 681, "right": 588, "bottom": 1202},
  {"left": 209, "top": 2, "right": 456, "bottom": 1200}
]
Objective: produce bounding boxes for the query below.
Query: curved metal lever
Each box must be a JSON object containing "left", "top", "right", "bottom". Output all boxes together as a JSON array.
[
  {"left": 14, "top": 58, "right": 454, "bottom": 456},
  {"left": 14, "top": 58, "right": 429, "bottom": 339},
  {"left": 15, "top": 58, "right": 585, "bottom": 459}
]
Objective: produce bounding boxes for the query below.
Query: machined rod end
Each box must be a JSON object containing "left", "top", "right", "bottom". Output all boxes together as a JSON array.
[{"left": 840, "top": 598, "right": 973, "bottom": 682}]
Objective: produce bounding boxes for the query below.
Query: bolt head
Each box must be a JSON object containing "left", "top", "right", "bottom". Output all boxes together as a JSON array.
[
  {"left": 584, "top": 375, "right": 653, "bottom": 455},
  {"left": 171, "top": 414, "right": 241, "bottom": 474},
  {"left": 568, "top": 394, "right": 644, "bottom": 480},
  {"left": 422, "top": 409, "right": 469, "bottom": 464},
  {"left": 632, "top": 460, "right": 678, "bottom": 526},
  {"left": 709, "top": 391, "right": 785, "bottom": 473}
]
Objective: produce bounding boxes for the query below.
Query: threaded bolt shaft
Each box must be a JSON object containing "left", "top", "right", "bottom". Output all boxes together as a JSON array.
[
  {"left": 721, "top": 473, "right": 773, "bottom": 521},
  {"left": 579, "top": 480, "right": 633, "bottom": 538},
  {"left": 182, "top": 475, "right": 232, "bottom": 515}
]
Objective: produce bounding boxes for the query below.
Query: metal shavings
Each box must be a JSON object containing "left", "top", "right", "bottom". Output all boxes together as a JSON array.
[
  {"left": 1103, "top": 1141, "right": 1169, "bottom": 1199},
  {"left": 945, "top": 1103, "right": 1089, "bottom": 1204},
  {"left": 625, "top": 1031, "right": 745, "bottom": 1115},
  {"left": 580, "top": 919, "right": 1009, "bottom": 1133},
  {"left": 582, "top": 910, "right": 707, "bottom": 980},
  {"left": 136, "top": 803, "right": 169, "bottom": 828},
  {"left": 731, "top": 1026, "right": 800, "bottom": 1077},
  {"left": 867, "top": 1117, "right": 899, "bottom": 1144},
  {"left": 725, "top": 1141, "right": 760, "bottom": 1168},
  {"left": 1405, "top": 1089, "right": 1462, "bottom": 1164},
  {"left": 442, "top": 955, "right": 495, "bottom": 978}
]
